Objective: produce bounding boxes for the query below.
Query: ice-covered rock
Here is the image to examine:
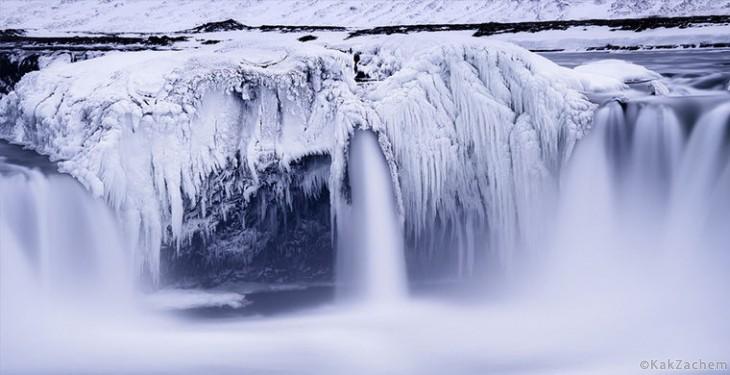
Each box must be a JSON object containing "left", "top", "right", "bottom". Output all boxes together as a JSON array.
[
  {"left": 0, "top": 38, "right": 596, "bottom": 281},
  {"left": 363, "top": 37, "right": 594, "bottom": 272},
  {"left": 0, "top": 42, "right": 360, "bottom": 281},
  {"left": 574, "top": 59, "right": 663, "bottom": 84}
]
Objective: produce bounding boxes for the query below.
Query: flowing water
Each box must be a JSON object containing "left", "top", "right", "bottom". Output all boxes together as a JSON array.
[
  {"left": 1, "top": 50, "right": 730, "bottom": 374},
  {"left": 337, "top": 130, "right": 408, "bottom": 304},
  {"left": 0, "top": 142, "right": 133, "bottom": 306},
  {"left": 0, "top": 142, "right": 136, "bottom": 372}
]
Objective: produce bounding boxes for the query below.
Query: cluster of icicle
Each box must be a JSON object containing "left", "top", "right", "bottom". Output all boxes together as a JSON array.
[
  {"left": 0, "top": 46, "right": 360, "bottom": 282},
  {"left": 368, "top": 42, "right": 594, "bottom": 273},
  {"left": 0, "top": 39, "right": 595, "bottom": 282}
]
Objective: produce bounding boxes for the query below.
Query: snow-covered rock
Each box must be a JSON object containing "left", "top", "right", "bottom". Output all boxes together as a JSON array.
[
  {"left": 0, "top": 41, "right": 359, "bottom": 281},
  {"left": 572, "top": 58, "right": 671, "bottom": 94},
  {"left": 144, "top": 289, "right": 249, "bottom": 310},
  {"left": 364, "top": 37, "right": 594, "bottom": 271},
  {"left": 574, "top": 59, "right": 662, "bottom": 84},
  {"left": 0, "top": 38, "right": 597, "bottom": 281}
]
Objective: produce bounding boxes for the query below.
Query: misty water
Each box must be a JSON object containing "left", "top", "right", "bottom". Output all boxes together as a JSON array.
[
  {"left": 337, "top": 131, "right": 408, "bottom": 304},
  {"left": 2, "top": 50, "right": 730, "bottom": 374}
]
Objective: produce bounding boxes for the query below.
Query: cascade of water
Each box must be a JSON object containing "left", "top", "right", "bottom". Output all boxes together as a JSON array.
[
  {"left": 547, "top": 98, "right": 730, "bottom": 321},
  {"left": 666, "top": 102, "right": 730, "bottom": 257},
  {"left": 0, "top": 157, "right": 134, "bottom": 334},
  {"left": 336, "top": 131, "right": 407, "bottom": 304},
  {"left": 0, "top": 149, "right": 141, "bottom": 373}
]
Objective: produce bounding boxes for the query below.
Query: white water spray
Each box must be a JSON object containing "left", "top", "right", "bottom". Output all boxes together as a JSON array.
[{"left": 337, "top": 131, "right": 408, "bottom": 304}]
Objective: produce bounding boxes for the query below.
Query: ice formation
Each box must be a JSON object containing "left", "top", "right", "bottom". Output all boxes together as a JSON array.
[
  {"left": 574, "top": 59, "right": 663, "bottom": 83},
  {"left": 0, "top": 38, "right": 598, "bottom": 281},
  {"left": 365, "top": 39, "right": 594, "bottom": 274},
  {"left": 0, "top": 43, "right": 359, "bottom": 281}
]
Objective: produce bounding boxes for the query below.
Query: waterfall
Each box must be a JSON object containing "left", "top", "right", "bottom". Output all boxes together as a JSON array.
[
  {"left": 0, "top": 149, "right": 134, "bottom": 347},
  {"left": 336, "top": 131, "right": 408, "bottom": 304},
  {"left": 547, "top": 98, "right": 730, "bottom": 314}
]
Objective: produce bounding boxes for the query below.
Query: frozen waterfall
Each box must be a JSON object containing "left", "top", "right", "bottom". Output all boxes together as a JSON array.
[{"left": 0, "top": 39, "right": 594, "bottom": 282}]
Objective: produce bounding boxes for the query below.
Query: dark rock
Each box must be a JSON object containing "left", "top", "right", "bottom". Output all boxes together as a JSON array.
[
  {"left": 298, "top": 35, "right": 318, "bottom": 42},
  {"left": 184, "top": 19, "right": 250, "bottom": 33},
  {"left": 345, "top": 15, "right": 730, "bottom": 39}
]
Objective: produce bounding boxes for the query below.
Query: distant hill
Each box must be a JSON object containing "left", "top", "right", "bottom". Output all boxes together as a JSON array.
[{"left": 1, "top": 0, "right": 729, "bottom": 32}]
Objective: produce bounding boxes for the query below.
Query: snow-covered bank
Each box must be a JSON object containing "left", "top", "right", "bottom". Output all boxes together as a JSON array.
[
  {"left": 3, "top": 15, "right": 728, "bottom": 56},
  {"left": 488, "top": 23, "right": 730, "bottom": 52},
  {"left": 0, "top": 37, "right": 601, "bottom": 282},
  {"left": 2, "top": 0, "right": 729, "bottom": 32},
  {"left": 144, "top": 289, "right": 249, "bottom": 310}
]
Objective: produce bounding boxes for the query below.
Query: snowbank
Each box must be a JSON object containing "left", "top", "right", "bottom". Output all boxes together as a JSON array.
[
  {"left": 0, "top": 37, "right": 598, "bottom": 281},
  {"left": 571, "top": 58, "right": 672, "bottom": 94},
  {"left": 489, "top": 24, "right": 730, "bottom": 52},
  {"left": 3, "top": 0, "right": 729, "bottom": 32},
  {"left": 144, "top": 289, "right": 248, "bottom": 310},
  {"left": 574, "top": 59, "right": 662, "bottom": 83}
]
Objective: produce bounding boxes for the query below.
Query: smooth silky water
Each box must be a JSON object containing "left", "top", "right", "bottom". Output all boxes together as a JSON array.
[
  {"left": 336, "top": 130, "right": 408, "bottom": 305},
  {"left": 2, "top": 50, "right": 730, "bottom": 374}
]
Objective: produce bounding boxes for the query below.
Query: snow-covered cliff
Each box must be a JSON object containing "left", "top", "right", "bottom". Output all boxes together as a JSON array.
[
  {"left": 0, "top": 37, "right": 608, "bottom": 281},
  {"left": 0, "top": 41, "right": 360, "bottom": 281}
]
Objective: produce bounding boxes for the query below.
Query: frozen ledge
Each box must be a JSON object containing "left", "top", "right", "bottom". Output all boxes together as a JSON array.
[{"left": 0, "top": 37, "right": 603, "bottom": 281}]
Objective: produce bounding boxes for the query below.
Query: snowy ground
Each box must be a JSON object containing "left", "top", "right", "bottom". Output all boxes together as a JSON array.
[
  {"left": 2, "top": 0, "right": 729, "bottom": 32},
  {"left": 488, "top": 23, "right": 730, "bottom": 51},
  {"left": 4, "top": 20, "right": 728, "bottom": 54}
]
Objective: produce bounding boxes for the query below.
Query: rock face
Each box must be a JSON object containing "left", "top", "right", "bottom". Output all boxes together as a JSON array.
[{"left": 0, "top": 36, "right": 596, "bottom": 285}]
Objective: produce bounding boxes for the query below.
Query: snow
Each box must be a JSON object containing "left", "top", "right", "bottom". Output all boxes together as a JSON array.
[
  {"left": 0, "top": 34, "right": 633, "bottom": 281},
  {"left": 568, "top": 58, "right": 669, "bottom": 92},
  {"left": 1, "top": 0, "right": 729, "bottom": 32},
  {"left": 144, "top": 289, "right": 249, "bottom": 310},
  {"left": 574, "top": 59, "right": 663, "bottom": 83},
  {"left": 487, "top": 24, "right": 730, "bottom": 52}
]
